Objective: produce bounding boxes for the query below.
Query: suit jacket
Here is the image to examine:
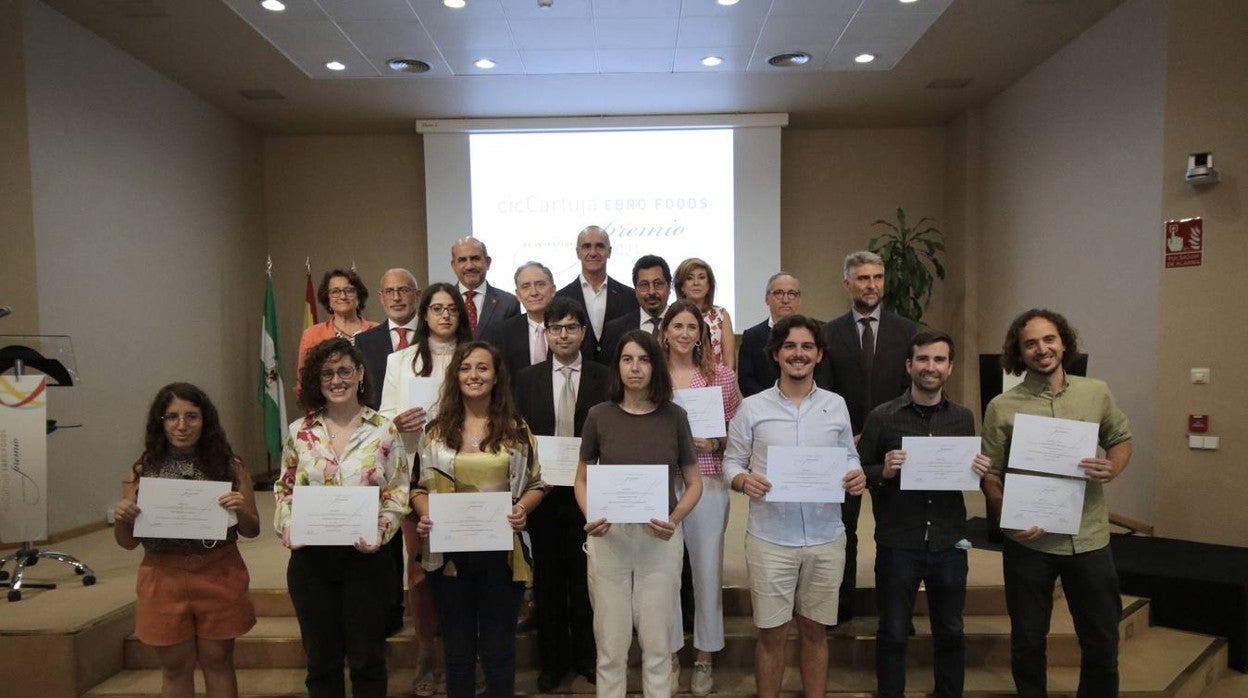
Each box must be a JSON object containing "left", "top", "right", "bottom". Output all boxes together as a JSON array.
[
  {"left": 817, "top": 309, "right": 917, "bottom": 433},
  {"left": 512, "top": 359, "right": 610, "bottom": 438},
  {"left": 556, "top": 275, "right": 638, "bottom": 360},
  {"left": 354, "top": 322, "right": 396, "bottom": 410},
  {"left": 470, "top": 283, "right": 521, "bottom": 339},
  {"left": 480, "top": 313, "right": 534, "bottom": 379},
  {"left": 737, "top": 319, "right": 777, "bottom": 398},
  {"left": 596, "top": 308, "right": 663, "bottom": 364}
]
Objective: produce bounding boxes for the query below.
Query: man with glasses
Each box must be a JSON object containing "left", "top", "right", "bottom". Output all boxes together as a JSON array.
[
  {"left": 450, "top": 236, "right": 520, "bottom": 338},
  {"left": 739, "top": 273, "right": 805, "bottom": 397},
  {"left": 555, "top": 225, "right": 639, "bottom": 360},
  {"left": 596, "top": 254, "right": 671, "bottom": 363},
  {"left": 482, "top": 262, "right": 566, "bottom": 377},
  {"left": 511, "top": 297, "right": 609, "bottom": 692}
]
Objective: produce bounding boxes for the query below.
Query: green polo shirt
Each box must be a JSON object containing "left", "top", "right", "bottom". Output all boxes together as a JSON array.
[{"left": 982, "top": 373, "right": 1132, "bottom": 555}]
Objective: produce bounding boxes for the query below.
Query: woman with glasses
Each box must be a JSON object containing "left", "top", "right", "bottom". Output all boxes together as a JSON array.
[
  {"left": 275, "top": 338, "right": 409, "bottom": 698},
  {"left": 112, "top": 383, "right": 259, "bottom": 698},
  {"left": 575, "top": 330, "right": 703, "bottom": 697},
  {"left": 412, "top": 341, "right": 547, "bottom": 698},
  {"left": 378, "top": 281, "right": 472, "bottom": 696},
  {"left": 658, "top": 300, "right": 742, "bottom": 695},
  {"left": 674, "top": 258, "right": 737, "bottom": 371},
  {"left": 297, "top": 268, "right": 379, "bottom": 375}
]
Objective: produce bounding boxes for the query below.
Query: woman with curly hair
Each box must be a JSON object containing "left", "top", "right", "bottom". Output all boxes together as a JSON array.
[
  {"left": 411, "top": 341, "right": 547, "bottom": 698},
  {"left": 296, "top": 268, "right": 380, "bottom": 375},
  {"left": 112, "top": 382, "right": 260, "bottom": 698}
]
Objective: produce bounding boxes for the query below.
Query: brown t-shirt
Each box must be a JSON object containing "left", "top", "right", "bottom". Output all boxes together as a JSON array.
[{"left": 580, "top": 401, "right": 699, "bottom": 511}]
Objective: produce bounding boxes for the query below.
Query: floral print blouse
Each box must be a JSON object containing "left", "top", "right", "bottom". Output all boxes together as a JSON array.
[{"left": 273, "top": 407, "right": 409, "bottom": 545}]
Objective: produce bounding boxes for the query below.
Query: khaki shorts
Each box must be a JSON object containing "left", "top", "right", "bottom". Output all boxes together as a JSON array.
[{"left": 744, "top": 532, "right": 846, "bottom": 629}]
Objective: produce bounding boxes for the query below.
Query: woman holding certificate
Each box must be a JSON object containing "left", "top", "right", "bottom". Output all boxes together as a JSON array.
[
  {"left": 575, "top": 329, "right": 703, "bottom": 697},
  {"left": 275, "top": 337, "right": 409, "bottom": 698},
  {"left": 112, "top": 382, "right": 259, "bottom": 698},
  {"left": 411, "top": 341, "right": 547, "bottom": 698},
  {"left": 659, "top": 300, "right": 742, "bottom": 695},
  {"left": 378, "top": 281, "right": 472, "bottom": 695}
]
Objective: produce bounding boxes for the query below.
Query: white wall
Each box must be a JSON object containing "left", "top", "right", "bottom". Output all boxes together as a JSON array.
[
  {"left": 975, "top": 0, "right": 1169, "bottom": 523},
  {"left": 23, "top": 0, "right": 264, "bottom": 533}
]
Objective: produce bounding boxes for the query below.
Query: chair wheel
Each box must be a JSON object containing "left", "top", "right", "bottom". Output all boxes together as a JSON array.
[
  {"left": 24, "top": 554, "right": 38, "bottom": 566},
  {"left": 83, "top": 575, "right": 96, "bottom": 586},
  {"left": 74, "top": 568, "right": 85, "bottom": 575},
  {"left": 0, "top": 570, "right": 10, "bottom": 581},
  {"left": 7, "top": 589, "right": 20, "bottom": 602}
]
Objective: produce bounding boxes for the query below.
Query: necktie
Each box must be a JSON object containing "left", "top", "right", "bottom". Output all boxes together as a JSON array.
[
  {"left": 859, "top": 317, "right": 876, "bottom": 373},
  {"left": 464, "top": 289, "right": 479, "bottom": 333},
  {"left": 394, "top": 327, "right": 410, "bottom": 350},
  {"left": 647, "top": 316, "right": 661, "bottom": 338},
  {"left": 533, "top": 326, "right": 547, "bottom": 364},
  {"left": 556, "top": 366, "right": 576, "bottom": 437}
]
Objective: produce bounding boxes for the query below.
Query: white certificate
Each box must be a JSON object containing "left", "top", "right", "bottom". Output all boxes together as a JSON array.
[
  {"left": 672, "top": 387, "right": 727, "bottom": 438},
  {"left": 1008, "top": 414, "right": 1098, "bottom": 478},
  {"left": 535, "top": 435, "right": 581, "bottom": 487},
  {"left": 427, "top": 492, "right": 514, "bottom": 553},
  {"left": 1000, "top": 472, "right": 1086, "bottom": 535},
  {"left": 290, "top": 485, "right": 379, "bottom": 547},
  {"left": 406, "top": 376, "right": 442, "bottom": 415},
  {"left": 134, "top": 478, "right": 231, "bottom": 540},
  {"left": 900, "top": 436, "right": 982, "bottom": 491},
  {"left": 586, "top": 464, "right": 668, "bottom": 523},
  {"left": 764, "top": 446, "right": 848, "bottom": 503}
]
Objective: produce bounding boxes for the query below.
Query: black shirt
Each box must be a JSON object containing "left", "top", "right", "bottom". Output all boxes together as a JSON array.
[{"left": 858, "top": 391, "right": 977, "bottom": 551}]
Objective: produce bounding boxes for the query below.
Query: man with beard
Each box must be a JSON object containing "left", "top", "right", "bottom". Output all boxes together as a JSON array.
[
  {"left": 596, "top": 254, "right": 671, "bottom": 363},
  {"left": 980, "top": 309, "right": 1132, "bottom": 697},
  {"left": 858, "top": 331, "right": 991, "bottom": 698},
  {"left": 555, "top": 225, "right": 638, "bottom": 359},
  {"left": 818, "top": 250, "right": 916, "bottom": 621},
  {"left": 739, "top": 272, "right": 804, "bottom": 397},
  {"left": 723, "top": 314, "right": 866, "bottom": 698}
]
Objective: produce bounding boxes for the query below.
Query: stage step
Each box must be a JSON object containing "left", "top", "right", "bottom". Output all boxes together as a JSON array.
[{"left": 84, "top": 627, "right": 1229, "bottom": 697}]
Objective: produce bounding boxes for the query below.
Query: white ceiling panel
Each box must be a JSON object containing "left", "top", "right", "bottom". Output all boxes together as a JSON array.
[
  {"left": 222, "top": 0, "right": 329, "bottom": 25},
  {"left": 519, "top": 49, "right": 599, "bottom": 74},
  {"left": 263, "top": 20, "right": 381, "bottom": 76},
  {"left": 500, "top": 0, "right": 593, "bottom": 19},
  {"left": 594, "top": 18, "right": 679, "bottom": 50},
  {"left": 592, "top": 0, "right": 680, "bottom": 19},
  {"left": 767, "top": 0, "right": 864, "bottom": 19},
  {"left": 339, "top": 21, "right": 453, "bottom": 75},
  {"left": 442, "top": 49, "right": 526, "bottom": 74},
  {"left": 679, "top": 0, "right": 771, "bottom": 20},
  {"left": 840, "top": 12, "right": 942, "bottom": 44},
  {"left": 855, "top": 0, "right": 954, "bottom": 16},
  {"left": 676, "top": 16, "right": 767, "bottom": 48},
  {"left": 409, "top": 0, "right": 506, "bottom": 19},
  {"left": 598, "top": 49, "right": 675, "bottom": 74},
  {"left": 673, "top": 46, "right": 754, "bottom": 73},
  {"left": 756, "top": 15, "right": 850, "bottom": 56},
  {"left": 315, "top": 0, "right": 417, "bottom": 21},
  {"left": 825, "top": 41, "right": 905, "bottom": 71},
  {"left": 508, "top": 18, "right": 598, "bottom": 50},
  {"left": 419, "top": 16, "right": 515, "bottom": 50}
]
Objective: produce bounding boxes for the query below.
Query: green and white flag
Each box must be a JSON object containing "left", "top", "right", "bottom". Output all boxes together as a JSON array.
[{"left": 259, "top": 259, "right": 287, "bottom": 464}]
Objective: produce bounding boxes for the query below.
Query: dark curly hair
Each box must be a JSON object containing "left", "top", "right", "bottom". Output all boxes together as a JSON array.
[
  {"left": 764, "top": 314, "right": 825, "bottom": 367},
  {"left": 411, "top": 282, "right": 472, "bottom": 377},
  {"left": 1000, "top": 308, "right": 1080, "bottom": 376},
  {"left": 298, "top": 337, "right": 372, "bottom": 413},
  {"left": 132, "top": 383, "right": 237, "bottom": 484},
  {"left": 608, "top": 329, "right": 673, "bottom": 404},
  {"left": 427, "top": 341, "right": 525, "bottom": 453},
  {"left": 316, "top": 268, "right": 369, "bottom": 315}
]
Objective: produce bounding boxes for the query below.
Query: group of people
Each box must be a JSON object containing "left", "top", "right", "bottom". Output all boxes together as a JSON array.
[{"left": 113, "top": 226, "right": 1132, "bottom": 698}]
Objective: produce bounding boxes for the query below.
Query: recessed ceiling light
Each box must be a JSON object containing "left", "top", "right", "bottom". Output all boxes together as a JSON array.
[
  {"left": 855, "top": 53, "right": 876, "bottom": 64},
  {"left": 716, "top": 0, "right": 741, "bottom": 6},
  {"left": 768, "top": 52, "right": 811, "bottom": 67},
  {"left": 259, "top": 0, "right": 285, "bottom": 11},
  {"left": 700, "top": 55, "right": 723, "bottom": 67},
  {"left": 387, "top": 58, "right": 431, "bottom": 73},
  {"left": 443, "top": 0, "right": 466, "bottom": 8},
  {"left": 325, "top": 61, "right": 346, "bottom": 71},
  {"left": 474, "top": 58, "right": 496, "bottom": 69},
  {"left": 899, "top": 0, "right": 920, "bottom": 4}
]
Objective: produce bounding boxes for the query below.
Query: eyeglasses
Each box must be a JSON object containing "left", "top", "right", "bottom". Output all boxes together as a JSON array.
[
  {"left": 636, "top": 279, "right": 668, "bottom": 292},
  {"left": 769, "top": 290, "right": 801, "bottom": 300},
  {"left": 427, "top": 304, "right": 459, "bottom": 317},
  {"left": 328, "top": 287, "right": 358, "bottom": 297},
  {"left": 162, "top": 413, "right": 202, "bottom": 425},
  {"left": 380, "top": 286, "right": 416, "bottom": 297},
  {"left": 319, "top": 366, "right": 358, "bottom": 382},
  {"left": 546, "top": 323, "right": 583, "bottom": 336}
]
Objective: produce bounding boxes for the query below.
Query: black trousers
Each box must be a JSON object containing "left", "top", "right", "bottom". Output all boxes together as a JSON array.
[
  {"left": 428, "top": 551, "right": 525, "bottom": 698},
  {"left": 528, "top": 486, "right": 595, "bottom": 678},
  {"left": 1003, "top": 539, "right": 1121, "bottom": 697},
  {"left": 287, "top": 546, "right": 397, "bottom": 698},
  {"left": 838, "top": 492, "right": 862, "bottom": 618}
]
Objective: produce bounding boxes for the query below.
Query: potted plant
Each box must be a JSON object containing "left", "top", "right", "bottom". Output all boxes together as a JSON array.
[{"left": 868, "top": 207, "right": 945, "bottom": 325}]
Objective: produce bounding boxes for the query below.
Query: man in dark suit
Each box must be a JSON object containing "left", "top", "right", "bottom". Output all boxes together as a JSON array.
[
  {"left": 555, "top": 225, "right": 638, "bottom": 359},
  {"left": 481, "top": 261, "right": 558, "bottom": 378},
  {"left": 450, "top": 236, "right": 520, "bottom": 338},
  {"left": 512, "top": 297, "right": 609, "bottom": 692},
  {"left": 352, "top": 267, "right": 421, "bottom": 635},
  {"left": 739, "top": 272, "right": 804, "bottom": 397},
  {"left": 596, "top": 254, "right": 671, "bottom": 363},
  {"left": 818, "top": 251, "right": 917, "bottom": 622}
]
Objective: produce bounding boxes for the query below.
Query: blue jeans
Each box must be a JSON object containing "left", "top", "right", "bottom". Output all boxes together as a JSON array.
[
  {"left": 875, "top": 546, "right": 967, "bottom": 698},
  {"left": 1003, "top": 539, "right": 1120, "bottom": 697},
  {"left": 427, "top": 551, "right": 525, "bottom": 698}
]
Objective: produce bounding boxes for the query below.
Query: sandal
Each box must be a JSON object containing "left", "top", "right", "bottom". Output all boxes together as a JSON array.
[{"left": 412, "top": 653, "right": 437, "bottom": 697}]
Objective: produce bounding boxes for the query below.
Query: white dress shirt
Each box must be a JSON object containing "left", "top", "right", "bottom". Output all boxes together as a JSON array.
[{"left": 578, "top": 274, "right": 608, "bottom": 339}]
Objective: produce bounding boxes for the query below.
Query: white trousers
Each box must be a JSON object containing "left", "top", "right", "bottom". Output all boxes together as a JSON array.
[
  {"left": 670, "top": 474, "right": 729, "bottom": 653},
  {"left": 588, "top": 523, "right": 684, "bottom": 698}
]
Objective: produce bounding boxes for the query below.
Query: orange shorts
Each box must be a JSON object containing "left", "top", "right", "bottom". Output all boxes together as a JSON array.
[{"left": 135, "top": 543, "right": 256, "bottom": 646}]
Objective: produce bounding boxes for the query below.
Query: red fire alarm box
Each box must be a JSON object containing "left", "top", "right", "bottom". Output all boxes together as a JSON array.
[{"left": 1189, "top": 414, "right": 1209, "bottom": 433}]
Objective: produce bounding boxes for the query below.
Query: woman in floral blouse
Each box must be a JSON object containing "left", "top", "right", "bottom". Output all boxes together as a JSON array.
[
  {"left": 412, "top": 341, "right": 547, "bottom": 698},
  {"left": 274, "top": 337, "right": 409, "bottom": 698},
  {"left": 674, "top": 257, "right": 737, "bottom": 371}
]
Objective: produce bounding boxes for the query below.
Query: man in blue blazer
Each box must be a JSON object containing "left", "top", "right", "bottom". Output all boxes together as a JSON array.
[
  {"left": 554, "top": 226, "right": 638, "bottom": 360},
  {"left": 511, "top": 297, "right": 609, "bottom": 692},
  {"left": 818, "top": 251, "right": 917, "bottom": 622},
  {"left": 450, "top": 236, "right": 520, "bottom": 338},
  {"left": 739, "top": 272, "right": 805, "bottom": 397}
]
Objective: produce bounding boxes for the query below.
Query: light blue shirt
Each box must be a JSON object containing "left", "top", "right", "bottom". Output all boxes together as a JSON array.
[{"left": 722, "top": 384, "right": 861, "bottom": 547}]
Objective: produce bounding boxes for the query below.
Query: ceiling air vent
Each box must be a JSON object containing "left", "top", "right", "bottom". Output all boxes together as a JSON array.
[
  {"left": 926, "top": 78, "right": 971, "bottom": 89},
  {"left": 238, "top": 89, "right": 285, "bottom": 101}
]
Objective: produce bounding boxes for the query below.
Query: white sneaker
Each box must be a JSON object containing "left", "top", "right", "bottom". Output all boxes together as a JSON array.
[
  {"left": 690, "top": 661, "right": 713, "bottom": 696},
  {"left": 670, "top": 655, "right": 681, "bottom": 695}
]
